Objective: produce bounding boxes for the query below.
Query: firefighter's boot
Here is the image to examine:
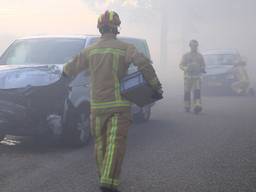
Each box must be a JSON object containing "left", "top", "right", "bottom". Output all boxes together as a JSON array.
[{"left": 92, "top": 112, "right": 131, "bottom": 190}]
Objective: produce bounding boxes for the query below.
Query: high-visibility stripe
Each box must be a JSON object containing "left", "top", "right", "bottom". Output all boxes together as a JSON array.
[
  {"left": 91, "top": 100, "right": 130, "bottom": 109},
  {"left": 113, "top": 53, "right": 122, "bottom": 100},
  {"left": 193, "top": 99, "right": 202, "bottom": 108},
  {"left": 101, "top": 116, "right": 113, "bottom": 185},
  {"left": 89, "top": 47, "right": 128, "bottom": 109},
  {"left": 108, "top": 115, "right": 118, "bottom": 178},
  {"left": 91, "top": 104, "right": 130, "bottom": 109},
  {"left": 102, "top": 116, "right": 115, "bottom": 183},
  {"left": 101, "top": 178, "right": 119, "bottom": 187},
  {"left": 95, "top": 116, "right": 101, "bottom": 139},
  {"left": 91, "top": 103, "right": 130, "bottom": 109},
  {"left": 92, "top": 100, "right": 130, "bottom": 106},
  {"left": 95, "top": 117, "right": 104, "bottom": 173},
  {"left": 89, "top": 48, "right": 125, "bottom": 57},
  {"left": 109, "top": 11, "right": 114, "bottom": 21},
  {"left": 101, "top": 115, "right": 118, "bottom": 186}
]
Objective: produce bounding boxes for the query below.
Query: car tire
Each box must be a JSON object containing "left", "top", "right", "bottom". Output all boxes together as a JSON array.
[
  {"left": 61, "top": 100, "right": 90, "bottom": 147},
  {"left": 135, "top": 106, "right": 151, "bottom": 123}
]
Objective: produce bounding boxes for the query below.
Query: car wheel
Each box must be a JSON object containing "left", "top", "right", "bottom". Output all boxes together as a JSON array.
[
  {"left": 135, "top": 106, "right": 151, "bottom": 122},
  {"left": 61, "top": 101, "right": 90, "bottom": 147}
]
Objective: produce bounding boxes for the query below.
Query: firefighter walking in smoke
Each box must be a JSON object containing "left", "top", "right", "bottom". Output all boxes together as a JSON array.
[
  {"left": 63, "top": 11, "right": 162, "bottom": 192},
  {"left": 180, "top": 40, "right": 206, "bottom": 114}
]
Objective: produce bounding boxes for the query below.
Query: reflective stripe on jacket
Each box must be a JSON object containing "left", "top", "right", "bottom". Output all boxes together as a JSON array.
[
  {"left": 64, "top": 33, "right": 161, "bottom": 112},
  {"left": 180, "top": 52, "right": 206, "bottom": 78}
]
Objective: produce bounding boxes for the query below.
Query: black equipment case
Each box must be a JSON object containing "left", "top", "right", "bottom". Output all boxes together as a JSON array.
[{"left": 121, "top": 71, "right": 162, "bottom": 107}]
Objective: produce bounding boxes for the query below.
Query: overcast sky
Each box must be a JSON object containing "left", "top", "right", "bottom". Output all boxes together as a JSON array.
[{"left": 0, "top": 0, "right": 98, "bottom": 35}]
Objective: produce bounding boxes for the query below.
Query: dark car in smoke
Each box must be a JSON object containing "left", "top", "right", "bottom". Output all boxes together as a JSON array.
[
  {"left": 202, "top": 49, "right": 245, "bottom": 95},
  {"left": 0, "top": 35, "right": 153, "bottom": 146}
]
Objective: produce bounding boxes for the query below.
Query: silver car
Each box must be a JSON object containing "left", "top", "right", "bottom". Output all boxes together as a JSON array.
[
  {"left": 0, "top": 35, "right": 154, "bottom": 146},
  {"left": 202, "top": 49, "right": 245, "bottom": 95}
]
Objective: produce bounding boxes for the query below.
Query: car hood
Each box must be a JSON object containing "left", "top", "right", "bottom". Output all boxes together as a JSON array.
[
  {"left": 205, "top": 65, "right": 234, "bottom": 76},
  {"left": 0, "top": 64, "right": 63, "bottom": 89}
]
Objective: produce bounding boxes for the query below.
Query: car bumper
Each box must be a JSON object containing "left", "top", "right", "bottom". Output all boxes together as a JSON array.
[
  {"left": 0, "top": 100, "right": 28, "bottom": 133},
  {"left": 0, "top": 78, "right": 69, "bottom": 136},
  {"left": 203, "top": 75, "right": 236, "bottom": 88}
]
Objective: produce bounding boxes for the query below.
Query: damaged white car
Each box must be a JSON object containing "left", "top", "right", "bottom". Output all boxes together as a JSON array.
[{"left": 0, "top": 35, "right": 153, "bottom": 146}]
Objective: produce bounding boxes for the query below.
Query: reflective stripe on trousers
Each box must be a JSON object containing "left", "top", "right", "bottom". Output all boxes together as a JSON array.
[
  {"left": 184, "top": 77, "right": 202, "bottom": 108},
  {"left": 91, "top": 111, "right": 131, "bottom": 189}
]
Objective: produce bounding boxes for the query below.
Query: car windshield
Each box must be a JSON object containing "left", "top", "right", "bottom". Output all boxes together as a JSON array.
[
  {"left": 1, "top": 38, "right": 86, "bottom": 65},
  {"left": 204, "top": 54, "right": 239, "bottom": 66}
]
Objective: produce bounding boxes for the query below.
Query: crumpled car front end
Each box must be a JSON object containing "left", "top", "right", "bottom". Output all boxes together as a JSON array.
[{"left": 0, "top": 65, "right": 69, "bottom": 136}]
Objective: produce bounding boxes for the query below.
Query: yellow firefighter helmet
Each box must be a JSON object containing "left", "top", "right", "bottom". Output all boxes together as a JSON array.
[{"left": 97, "top": 10, "right": 121, "bottom": 34}]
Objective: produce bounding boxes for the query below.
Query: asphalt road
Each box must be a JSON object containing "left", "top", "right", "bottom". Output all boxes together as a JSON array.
[{"left": 0, "top": 91, "right": 256, "bottom": 192}]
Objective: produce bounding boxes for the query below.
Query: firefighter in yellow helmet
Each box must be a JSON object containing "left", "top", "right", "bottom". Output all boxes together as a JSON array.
[
  {"left": 180, "top": 40, "right": 206, "bottom": 114},
  {"left": 63, "top": 11, "right": 162, "bottom": 192},
  {"left": 231, "top": 59, "right": 250, "bottom": 95}
]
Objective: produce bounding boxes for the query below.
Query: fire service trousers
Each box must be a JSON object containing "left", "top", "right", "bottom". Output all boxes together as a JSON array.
[
  {"left": 184, "top": 77, "right": 202, "bottom": 110},
  {"left": 91, "top": 110, "right": 132, "bottom": 189}
]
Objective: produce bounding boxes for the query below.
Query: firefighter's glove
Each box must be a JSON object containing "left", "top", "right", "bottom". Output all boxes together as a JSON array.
[
  {"left": 60, "top": 71, "right": 71, "bottom": 83},
  {"left": 152, "top": 88, "right": 163, "bottom": 100},
  {"left": 62, "top": 71, "right": 68, "bottom": 78}
]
